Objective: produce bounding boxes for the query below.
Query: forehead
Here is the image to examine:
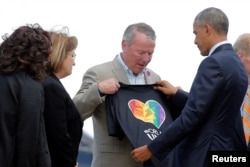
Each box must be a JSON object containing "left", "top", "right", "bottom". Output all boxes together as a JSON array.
[
  {"left": 131, "top": 33, "right": 155, "bottom": 47},
  {"left": 133, "top": 32, "right": 151, "bottom": 41}
]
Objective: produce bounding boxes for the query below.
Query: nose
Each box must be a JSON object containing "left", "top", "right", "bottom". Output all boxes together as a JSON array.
[
  {"left": 143, "top": 53, "right": 152, "bottom": 62},
  {"left": 194, "top": 37, "right": 198, "bottom": 45}
]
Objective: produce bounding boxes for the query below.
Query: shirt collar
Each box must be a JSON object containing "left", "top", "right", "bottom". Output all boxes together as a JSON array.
[{"left": 208, "top": 40, "right": 230, "bottom": 57}]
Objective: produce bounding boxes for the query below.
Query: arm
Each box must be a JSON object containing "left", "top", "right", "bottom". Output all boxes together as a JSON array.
[
  {"left": 154, "top": 80, "right": 189, "bottom": 119},
  {"left": 73, "top": 67, "right": 119, "bottom": 120},
  {"left": 132, "top": 57, "right": 224, "bottom": 162},
  {"left": 171, "top": 89, "right": 189, "bottom": 108},
  {"left": 73, "top": 69, "right": 104, "bottom": 120}
]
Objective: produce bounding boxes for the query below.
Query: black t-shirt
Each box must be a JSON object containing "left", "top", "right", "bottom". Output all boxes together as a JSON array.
[{"left": 105, "top": 83, "right": 176, "bottom": 166}]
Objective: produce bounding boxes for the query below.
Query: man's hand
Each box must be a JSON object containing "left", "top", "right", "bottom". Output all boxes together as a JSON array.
[
  {"left": 154, "top": 80, "right": 179, "bottom": 95},
  {"left": 98, "top": 78, "right": 120, "bottom": 94},
  {"left": 131, "top": 145, "right": 152, "bottom": 163}
]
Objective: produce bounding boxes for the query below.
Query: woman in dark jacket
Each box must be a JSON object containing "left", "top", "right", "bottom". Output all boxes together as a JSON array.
[
  {"left": 42, "top": 27, "right": 83, "bottom": 167},
  {"left": 0, "top": 24, "right": 52, "bottom": 167}
]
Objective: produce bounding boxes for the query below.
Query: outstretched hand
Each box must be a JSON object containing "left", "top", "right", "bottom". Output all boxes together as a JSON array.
[
  {"left": 131, "top": 145, "right": 152, "bottom": 163},
  {"left": 154, "top": 80, "right": 179, "bottom": 95}
]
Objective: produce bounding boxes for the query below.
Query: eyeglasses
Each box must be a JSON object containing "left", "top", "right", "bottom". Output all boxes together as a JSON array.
[{"left": 72, "top": 53, "right": 76, "bottom": 60}]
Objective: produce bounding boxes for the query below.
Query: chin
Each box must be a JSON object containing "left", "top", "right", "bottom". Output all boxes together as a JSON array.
[
  {"left": 63, "top": 72, "right": 72, "bottom": 79},
  {"left": 66, "top": 73, "right": 72, "bottom": 77},
  {"left": 200, "top": 51, "right": 207, "bottom": 56}
]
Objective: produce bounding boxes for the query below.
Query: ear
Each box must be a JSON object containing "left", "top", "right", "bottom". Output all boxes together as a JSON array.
[
  {"left": 121, "top": 40, "right": 127, "bottom": 51},
  {"left": 204, "top": 24, "right": 212, "bottom": 36},
  {"left": 237, "top": 51, "right": 244, "bottom": 59}
]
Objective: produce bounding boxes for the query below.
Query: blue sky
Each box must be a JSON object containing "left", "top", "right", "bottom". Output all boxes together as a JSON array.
[{"left": 1, "top": 0, "right": 250, "bottom": 136}]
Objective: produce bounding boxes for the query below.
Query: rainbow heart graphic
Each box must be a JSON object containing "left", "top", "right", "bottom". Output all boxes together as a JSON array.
[{"left": 128, "top": 99, "right": 166, "bottom": 128}]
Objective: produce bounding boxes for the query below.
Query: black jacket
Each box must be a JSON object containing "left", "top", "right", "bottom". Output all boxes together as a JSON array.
[
  {"left": 42, "top": 74, "right": 83, "bottom": 167},
  {"left": 0, "top": 71, "right": 51, "bottom": 167}
]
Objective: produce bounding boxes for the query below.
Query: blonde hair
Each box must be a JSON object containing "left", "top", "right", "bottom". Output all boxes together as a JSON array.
[{"left": 49, "top": 26, "right": 78, "bottom": 72}]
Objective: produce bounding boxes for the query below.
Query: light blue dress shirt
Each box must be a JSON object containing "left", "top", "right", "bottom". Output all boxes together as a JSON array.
[{"left": 117, "top": 53, "right": 146, "bottom": 84}]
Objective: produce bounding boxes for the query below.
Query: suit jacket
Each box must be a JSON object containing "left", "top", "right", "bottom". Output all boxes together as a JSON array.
[
  {"left": 148, "top": 44, "right": 248, "bottom": 167},
  {"left": 0, "top": 71, "right": 51, "bottom": 167},
  {"left": 42, "top": 73, "right": 83, "bottom": 167},
  {"left": 234, "top": 114, "right": 249, "bottom": 151},
  {"left": 73, "top": 56, "right": 161, "bottom": 167}
]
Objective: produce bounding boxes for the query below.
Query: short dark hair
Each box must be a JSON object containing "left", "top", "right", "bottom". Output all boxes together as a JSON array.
[{"left": 194, "top": 7, "right": 229, "bottom": 35}]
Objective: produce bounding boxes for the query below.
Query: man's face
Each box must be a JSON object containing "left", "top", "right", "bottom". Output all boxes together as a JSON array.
[
  {"left": 122, "top": 32, "right": 155, "bottom": 75},
  {"left": 193, "top": 22, "right": 210, "bottom": 56},
  {"left": 239, "top": 51, "right": 250, "bottom": 77}
]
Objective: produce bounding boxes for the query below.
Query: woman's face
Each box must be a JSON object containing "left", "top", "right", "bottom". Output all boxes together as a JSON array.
[{"left": 60, "top": 50, "right": 76, "bottom": 78}]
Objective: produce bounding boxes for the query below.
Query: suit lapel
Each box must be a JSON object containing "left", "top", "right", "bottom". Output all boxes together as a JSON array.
[{"left": 112, "top": 57, "right": 130, "bottom": 84}]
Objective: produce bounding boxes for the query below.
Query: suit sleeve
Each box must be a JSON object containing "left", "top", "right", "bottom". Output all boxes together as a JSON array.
[
  {"left": 168, "top": 89, "right": 189, "bottom": 119},
  {"left": 148, "top": 57, "right": 224, "bottom": 160},
  {"left": 172, "top": 89, "right": 189, "bottom": 108},
  {"left": 73, "top": 67, "right": 104, "bottom": 120}
]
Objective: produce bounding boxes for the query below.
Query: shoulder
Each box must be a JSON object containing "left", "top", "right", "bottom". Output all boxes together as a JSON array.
[
  {"left": 16, "top": 71, "right": 42, "bottom": 89},
  {"left": 0, "top": 71, "right": 41, "bottom": 93},
  {"left": 11, "top": 71, "right": 43, "bottom": 98},
  {"left": 91, "top": 61, "right": 113, "bottom": 69},
  {"left": 85, "top": 60, "right": 115, "bottom": 75},
  {"left": 206, "top": 48, "right": 241, "bottom": 69},
  {"left": 42, "top": 75, "right": 65, "bottom": 93}
]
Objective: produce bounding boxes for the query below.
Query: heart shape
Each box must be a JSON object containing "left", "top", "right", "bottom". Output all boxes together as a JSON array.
[{"left": 128, "top": 99, "right": 166, "bottom": 128}]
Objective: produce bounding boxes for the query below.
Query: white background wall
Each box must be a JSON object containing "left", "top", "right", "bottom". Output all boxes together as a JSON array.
[{"left": 1, "top": 0, "right": 250, "bottom": 137}]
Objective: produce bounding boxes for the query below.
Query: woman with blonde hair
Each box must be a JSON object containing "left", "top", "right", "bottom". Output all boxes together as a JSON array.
[{"left": 42, "top": 27, "right": 83, "bottom": 167}]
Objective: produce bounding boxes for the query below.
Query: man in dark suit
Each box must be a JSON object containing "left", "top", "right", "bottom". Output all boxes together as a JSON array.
[{"left": 131, "top": 7, "right": 248, "bottom": 167}]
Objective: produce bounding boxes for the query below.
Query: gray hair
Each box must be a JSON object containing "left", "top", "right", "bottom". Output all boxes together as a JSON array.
[
  {"left": 234, "top": 33, "right": 250, "bottom": 55},
  {"left": 194, "top": 7, "right": 229, "bottom": 35},
  {"left": 122, "top": 22, "right": 156, "bottom": 46}
]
